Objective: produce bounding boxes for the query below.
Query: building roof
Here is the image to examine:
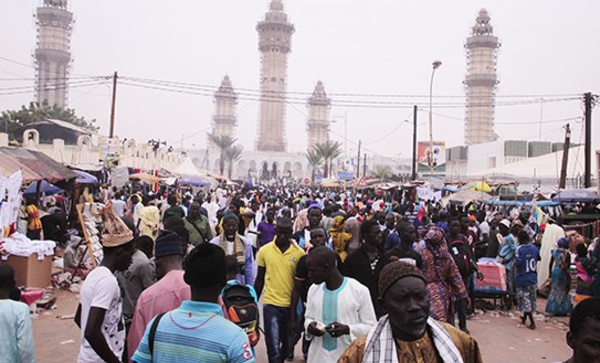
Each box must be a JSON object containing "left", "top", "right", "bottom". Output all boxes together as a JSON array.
[
  {"left": 469, "top": 143, "right": 600, "bottom": 179},
  {"left": 28, "top": 118, "right": 95, "bottom": 135},
  {"left": 0, "top": 147, "right": 78, "bottom": 183}
]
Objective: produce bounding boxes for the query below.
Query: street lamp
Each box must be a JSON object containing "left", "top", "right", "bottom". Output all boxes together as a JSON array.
[
  {"left": 428, "top": 60, "right": 442, "bottom": 177},
  {"left": 332, "top": 111, "right": 348, "bottom": 157}
]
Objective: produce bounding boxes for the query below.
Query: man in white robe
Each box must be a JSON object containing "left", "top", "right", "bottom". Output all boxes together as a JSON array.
[
  {"left": 304, "top": 246, "right": 377, "bottom": 363},
  {"left": 538, "top": 221, "right": 565, "bottom": 289}
]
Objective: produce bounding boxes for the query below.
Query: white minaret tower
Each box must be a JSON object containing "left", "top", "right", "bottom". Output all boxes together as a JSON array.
[
  {"left": 255, "top": 0, "right": 294, "bottom": 152},
  {"left": 464, "top": 8, "right": 500, "bottom": 145},
  {"left": 35, "top": 0, "right": 73, "bottom": 108},
  {"left": 210, "top": 75, "right": 238, "bottom": 148},
  {"left": 306, "top": 80, "right": 331, "bottom": 149}
]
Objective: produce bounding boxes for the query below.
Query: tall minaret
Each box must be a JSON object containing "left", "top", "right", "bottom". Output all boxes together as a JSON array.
[
  {"left": 35, "top": 0, "right": 73, "bottom": 108},
  {"left": 306, "top": 80, "right": 331, "bottom": 149},
  {"left": 255, "top": 0, "right": 294, "bottom": 152},
  {"left": 464, "top": 8, "right": 500, "bottom": 145},
  {"left": 210, "top": 75, "right": 238, "bottom": 149}
]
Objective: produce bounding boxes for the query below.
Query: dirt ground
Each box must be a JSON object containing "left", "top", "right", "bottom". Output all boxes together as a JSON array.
[{"left": 32, "top": 289, "right": 571, "bottom": 362}]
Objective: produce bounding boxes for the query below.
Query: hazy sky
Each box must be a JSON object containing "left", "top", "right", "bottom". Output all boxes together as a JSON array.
[{"left": 2, "top": 1, "right": 599, "bottom": 161}]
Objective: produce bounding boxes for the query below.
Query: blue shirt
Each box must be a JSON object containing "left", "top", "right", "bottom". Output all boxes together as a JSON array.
[
  {"left": 132, "top": 300, "right": 255, "bottom": 363},
  {"left": 0, "top": 300, "right": 36, "bottom": 363},
  {"left": 384, "top": 230, "right": 400, "bottom": 251},
  {"left": 515, "top": 244, "right": 540, "bottom": 287},
  {"left": 499, "top": 234, "right": 517, "bottom": 271}
]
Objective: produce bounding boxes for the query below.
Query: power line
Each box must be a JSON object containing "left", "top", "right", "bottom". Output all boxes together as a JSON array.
[
  {"left": 0, "top": 80, "right": 108, "bottom": 96},
  {"left": 120, "top": 75, "right": 581, "bottom": 100},
  {"left": 0, "top": 56, "right": 33, "bottom": 69},
  {"left": 0, "top": 58, "right": 590, "bottom": 100},
  {"left": 120, "top": 79, "right": 581, "bottom": 110},
  {"left": 363, "top": 111, "right": 413, "bottom": 145},
  {"left": 0, "top": 56, "right": 102, "bottom": 78},
  {"left": 0, "top": 78, "right": 108, "bottom": 92},
  {"left": 421, "top": 109, "right": 583, "bottom": 125}
]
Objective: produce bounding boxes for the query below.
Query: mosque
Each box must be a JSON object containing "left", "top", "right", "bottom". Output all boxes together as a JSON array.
[{"left": 186, "top": 0, "right": 406, "bottom": 182}]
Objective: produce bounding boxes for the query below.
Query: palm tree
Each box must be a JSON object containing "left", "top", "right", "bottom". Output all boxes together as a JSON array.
[
  {"left": 313, "top": 141, "right": 343, "bottom": 179},
  {"left": 304, "top": 149, "right": 323, "bottom": 183},
  {"left": 371, "top": 164, "right": 392, "bottom": 180},
  {"left": 224, "top": 145, "right": 243, "bottom": 179},
  {"left": 207, "top": 133, "right": 236, "bottom": 176}
]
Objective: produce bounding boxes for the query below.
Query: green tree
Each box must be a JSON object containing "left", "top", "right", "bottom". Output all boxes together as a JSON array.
[
  {"left": 0, "top": 101, "right": 98, "bottom": 142},
  {"left": 313, "top": 141, "right": 343, "bottom": 179},
  {"left": 371, "top": 164, "right": 392, "bottom": 180},
  {"left": 207, "top": 133, "right": 236, "bottom": 176},
  {"left": 224, "top": 145, "right": 243, "bottom": 179},
  {"left": 304, "top": 149, "right": 323, "bottom": 183}
]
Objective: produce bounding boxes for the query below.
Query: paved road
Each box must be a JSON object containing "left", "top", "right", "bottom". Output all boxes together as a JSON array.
[{"left": 33, "top": 289, "right": 571, "bottom": 362}]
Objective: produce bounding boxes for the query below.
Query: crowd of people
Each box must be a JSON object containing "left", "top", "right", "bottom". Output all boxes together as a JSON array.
[{"left": 2, "top": 182, "right": 600, "bottom": 362}]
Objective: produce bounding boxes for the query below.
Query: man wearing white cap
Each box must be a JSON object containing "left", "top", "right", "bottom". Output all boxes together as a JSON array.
[{"left": 488, "top": 218, "right": 510, "bottom": 259}]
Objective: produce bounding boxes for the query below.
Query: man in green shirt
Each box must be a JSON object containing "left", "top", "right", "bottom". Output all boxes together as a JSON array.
[{"left": 184, "top": 202, "right": 213, "bottom": 246}]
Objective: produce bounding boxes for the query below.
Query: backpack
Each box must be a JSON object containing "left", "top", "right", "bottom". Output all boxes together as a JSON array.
[
  {"left": 222, "top": 284, "right": 260, "bottom": 346},
  {"left": 449, "top": 236, "right": 472, "bottom": 279}
]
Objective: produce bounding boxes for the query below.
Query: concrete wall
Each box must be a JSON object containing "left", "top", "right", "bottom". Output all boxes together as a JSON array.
[{"left": 3, "top": 131, "right": 182, "bottom": 171}]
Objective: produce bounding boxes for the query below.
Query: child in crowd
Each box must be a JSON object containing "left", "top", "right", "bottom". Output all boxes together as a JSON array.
[
  {"left": 515, "top": 230, "right": 540, "bottom": 330},
  {"left": 574, "top": 243, "right": 594, "bottom": 305},
  {"left": 0, "top": 264, "right": 36, "bottom": 362}
]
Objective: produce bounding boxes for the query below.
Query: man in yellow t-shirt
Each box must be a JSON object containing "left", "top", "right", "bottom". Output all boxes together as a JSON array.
[
  {"left": 25, "top": 197, "right": 42, "bottom": 240},
  {"left": 254, "top": 217, "right": 305, "bottom": 363}
]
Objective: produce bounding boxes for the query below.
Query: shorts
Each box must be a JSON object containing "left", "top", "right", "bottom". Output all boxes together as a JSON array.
[{"left": 516, "top": 284, "right": 537, "bottom": 313}]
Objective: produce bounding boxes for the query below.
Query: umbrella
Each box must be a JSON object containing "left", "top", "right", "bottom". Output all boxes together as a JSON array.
[
  {"left": 129, "top": 172, "right": 161, "bottom": 184},
  {"left": 467, "top": 181, "right": 492, "bottom": 193},
  {"left": 552, "top": 189, "right": 600, "bottom": 203},
  {"left": 442, "top": 189, "right": 492, "bottom": 207},
  {"left": 178, "top": 175, "right": 211, "bottom": 187},
  {"left": 23, "top": 180, "right": 64, "bottom": 196},
  {"left": 73, "top": 169, "right": 98, "bottom": 184}
]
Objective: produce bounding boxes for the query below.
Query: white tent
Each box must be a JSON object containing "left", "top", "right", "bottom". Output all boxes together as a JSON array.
[
  {"left": 469, "top": 144, "right": 600, "bottom": 179},
  {"left": 173, "top": 157, "right": 202, "bottom": 176}
]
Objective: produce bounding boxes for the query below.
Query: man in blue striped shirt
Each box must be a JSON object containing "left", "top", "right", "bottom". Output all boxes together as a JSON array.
[{"left": 132, "top": 243, "right": 255, "bottom": 363}]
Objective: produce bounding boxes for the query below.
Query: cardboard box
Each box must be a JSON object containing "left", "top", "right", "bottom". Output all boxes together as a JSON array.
[{"left": 1, "top": 254, "right": 52, "bottom": 288}]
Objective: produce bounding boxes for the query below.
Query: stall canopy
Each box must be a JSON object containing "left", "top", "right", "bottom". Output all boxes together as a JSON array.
[
  {"left": 0, "top": 147, "right": 77, "bottom": 183},
  {"left": 23, "top": 180, "right": 64, "bottom": 196},
  {"left": 129, "top": 172, "right": 162, "bottom": 184},
  {"left": 178, "top": 175, "right": 212, "bottom": 187},
  {"left": 72, "top": 169, "right": 98, "bottom": 184},
  {"left": 442, "top": 189, "right": 493, "bottom": 207},
  {"left": 552, "top": 189, "right": 600, "bottom": 203}
]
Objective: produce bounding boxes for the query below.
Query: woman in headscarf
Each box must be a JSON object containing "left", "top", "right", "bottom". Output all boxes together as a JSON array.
[
  {"left": 139, "top": 198, "right": 160, "bottom": 241},
  {"left": 329, "top": 215, "right": 352, "bottom": 262},
  {"left": 420, "top": 225, "right": 468, "bottom": 322},
  {"left": 345, "top": 217, "right": 361, "bottom": 255},
  {"left": 293, "top": 208, "right": 309, "bottom": 234},
  {"left": 545, "top": 237, "right": 572, "bottom": 316}
]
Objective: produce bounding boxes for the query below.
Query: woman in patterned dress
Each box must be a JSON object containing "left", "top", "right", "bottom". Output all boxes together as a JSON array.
[
  {"left": 545, "top": 237, "right": 572, "bottom": 316},
  {"left": 419, "top": 225, "right": 468, "bottom": 322}
]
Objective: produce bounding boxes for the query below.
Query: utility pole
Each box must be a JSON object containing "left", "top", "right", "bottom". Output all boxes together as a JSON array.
[
  {"left": 363, "top": 153, "right": 367, "bottom": 178},
  {"left": 559, "top": 123, "right": 571, "bottom": 190},
  {"left": 584, "top": 92, "right": 592, "bottom": 188},
  {"left": 356, "top": 140, "right": 361, "bottom": 179},
  {"left": 344, "top": 111, "right": 348, "bottom": 157},
  {"left": 109, "top": 71, "right": 118, "bottom": 139},
  {"left": 412, "top": 105, "right": 418, "bottom": 180}
]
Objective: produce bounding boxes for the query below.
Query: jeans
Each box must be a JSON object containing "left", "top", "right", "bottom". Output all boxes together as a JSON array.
[
  {"left": 263, "top": 304, "right": 293, "bottom": 363},
  {"left": 456, "top": 274, "right": 475, "bottom": 329}
]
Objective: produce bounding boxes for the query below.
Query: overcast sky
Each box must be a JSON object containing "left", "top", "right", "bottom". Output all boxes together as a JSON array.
[{"left": 2, "top": 0, "right": 599, "bottom": 160}]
